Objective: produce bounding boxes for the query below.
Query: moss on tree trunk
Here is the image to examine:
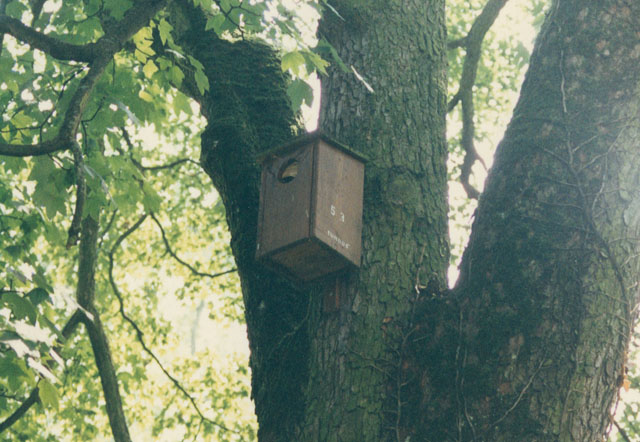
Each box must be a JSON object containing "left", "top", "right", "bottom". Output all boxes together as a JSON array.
[{"left": 172, "top": 0, "right": 640, "bottom": 440}]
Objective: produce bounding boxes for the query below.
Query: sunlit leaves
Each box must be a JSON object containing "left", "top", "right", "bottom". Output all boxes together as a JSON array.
[
  {"left": 281, "top": 50, "right": 306, "bottom": 74},
  {"left": 142, "top": 60, "right": 159, "bottom": 79},
  {"left": 133, "top": 27, "right": 155, "bottom": 64},
  {"left": 157, "top": 18, "right": 173, "bottom": 46}
]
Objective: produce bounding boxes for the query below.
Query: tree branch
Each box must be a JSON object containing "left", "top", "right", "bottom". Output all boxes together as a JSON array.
[
  {"left": 0, "top": 15, "right": 97, "bottom": 61},
  {"left": 150, "top": 212, "right": 237, "bottom": 280},
  {"left": 120, "top": 127, "right": 201, "bottom": 171},
  {"left": 66, "top": 141, "right": 87, "bottom": 248},
  {"left": 613, "top": 419, "right": 632, "bottom": 442},
  {"left": 0, "top": 389, "right": 39, "bottom": 434},
  {"left": 29, "top": 0, "right": 46, "bottom": 26},
  {"left": 448, "top": 36, "right": 467, "bottom": 50},
  {"left": 448, "top": 0, "right": 509, "bottom": 199},
  {"left": 0, "top": 0, "right": 168, "bottom": 63}
]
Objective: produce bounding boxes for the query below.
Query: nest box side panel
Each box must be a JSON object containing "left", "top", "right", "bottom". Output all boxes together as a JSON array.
[
  {"left": 311, "top": 140, "right": 364, "bottom": 266},
  {"left": 256, "top": 144, "right": 314, "bottom": 259}
]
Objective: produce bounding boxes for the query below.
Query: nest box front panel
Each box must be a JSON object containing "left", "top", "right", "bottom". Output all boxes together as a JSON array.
[
  {"left": 256, "top": 144, "right": 313, "bottom": 259},
  {"left": 311, "top": 140, "right": 364, "bottom": 266}
]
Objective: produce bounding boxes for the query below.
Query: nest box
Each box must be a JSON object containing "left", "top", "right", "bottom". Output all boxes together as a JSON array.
[{"left": 256, "top": 132, "right": 365, "bottom": 281}]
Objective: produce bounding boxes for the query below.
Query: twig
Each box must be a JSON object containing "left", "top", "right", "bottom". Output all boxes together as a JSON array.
[
  {"left": 490, "top": 356, "right": 545, "bottom": 428},
  {"left": 29, "top": 0, "right": 46, "bottom": 26},
  {"left": 150, "top": 212, "right": 237, "bottom": 280},
  {"left": 120, "top": 127, "right": 200, "bottom": 172},
  {"left": 612, "top": 419, "right": 632, "bottom": 442}
]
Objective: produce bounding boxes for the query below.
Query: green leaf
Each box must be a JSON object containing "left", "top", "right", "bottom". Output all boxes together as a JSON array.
[
  {"left": 104, "top": 0, "right": 133, "bottom": 20},
  {"left": 28, "top": 157, "right": 56, "bottom": 183},
  {"left": 194, "top": 68, "right": 209, "bottom": 95},
  {"left": 12, "top": 111, "right": 32, "bottom": 128},
  {"left": 143, "top": 60, "right": 159, "bottom": 79},
  {"left": 26, "top": 288, "right": 50, "bottom": 306},
  {"left": 2, "top": 292, "right": 37, "bottom": 324},
  {"left": 281, "top": 51, "right": 305, "bottom": 74},
  {"left": 303, "top": 51, "right": 330, "bottom": 76},
  {"left": 139, "top": 90, "right": 154, "bottom": 102},
  {"left": 206, "top": 14, "right": 225, "bottom": 33},
  {"left": 158, "top": 19, "right": 173, "bottom": 45},
  {"left": 5, "top": 1, "right": 28, "bottom": 18},
  {"left": 142, "top": 183, "right": 162, "bottom": 213},
  {"left": 0, "top": 354, "right": 25, "bottom": 380},
  {"left": 287, "top": 79, "right": 313, "bottom": 111},
  {"left": 169, "top": 66, "right": 184, "bottom": 86},
  {"left": 32, "top": 181, "right": 67, "bottom": 219},
  {"left": 38, "top": 378, "right": 59, "bottom": 410},
  {"left": 174, "top": 93, "right": 193, "bottom": 116}
]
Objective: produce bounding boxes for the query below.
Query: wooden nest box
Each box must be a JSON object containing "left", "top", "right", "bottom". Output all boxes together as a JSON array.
[{"left": 256, "top": 132, "right": 365, "bottom": 281}]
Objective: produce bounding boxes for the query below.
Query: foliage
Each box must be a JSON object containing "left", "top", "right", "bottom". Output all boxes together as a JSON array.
[{"left": 0, "top": 0, "right": 281, "bottom": 438}]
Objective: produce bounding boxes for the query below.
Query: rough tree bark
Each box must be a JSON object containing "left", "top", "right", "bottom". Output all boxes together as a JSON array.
[
  {"left": 170, "top": 0, "right": 640, "bottom": 440},
  {"left": 2, "top": 0, "right": 639, "bottom": 439},
  {"left": 447, "top": 1, "right": 640, "bottom": 440},
  {"left": 171, "top": 0, "right": 448, "bottom": 438}
]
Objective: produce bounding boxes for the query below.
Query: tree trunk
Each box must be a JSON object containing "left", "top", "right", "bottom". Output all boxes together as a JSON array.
[
  {"left": 306, "top": 1, "right": 449, "bottom": 440},
  {"left": 173, "top": 0, "right": 640, "bottom": 440},
  {"left": 443, "top": 1, "right": 640, "bottom": 440}
]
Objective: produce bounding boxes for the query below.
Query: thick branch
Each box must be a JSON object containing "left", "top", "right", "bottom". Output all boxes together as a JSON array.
[
  {"left": 0, "top": 15, "right": 97, "bottom": 61},
  {"left": 66, "top": 141, "right": 87, "bottom": 248},
  {"left": 0, "top": 0, "right": 168, "bottom": 63},
  {"left": 0, "top": 389, "right": 38, "bottom": 434}
]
